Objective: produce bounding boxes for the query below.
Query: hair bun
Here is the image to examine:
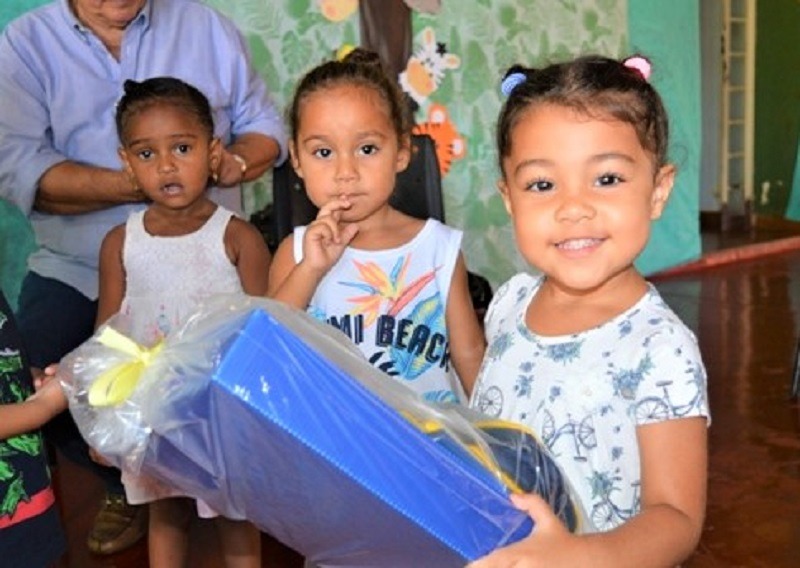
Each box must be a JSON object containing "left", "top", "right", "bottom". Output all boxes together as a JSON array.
[
  {"left": 503, "top": 64, "right": 528, "bottom": 77},
  {"left": 342, "top": 47, "right": 382, "bottom": 68},
  {"left": 123, "top": 79, "right": 145, "bottom": 95}
]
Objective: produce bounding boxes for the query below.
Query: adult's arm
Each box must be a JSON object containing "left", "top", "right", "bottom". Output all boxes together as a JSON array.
[
  {"left": 0, "top": 29, "right": 143, "bottom": 215},
  {"left": 35, "top": 161, "right": 144, "bottom": 215}
]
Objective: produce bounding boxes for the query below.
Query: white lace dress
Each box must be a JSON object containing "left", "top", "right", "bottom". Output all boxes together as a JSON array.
[
  {"left": 119, "top": 205, "right": 244, "bottom": 518},
  {"left": 120, "top": 206, "right": 243, "bottom": 345}
]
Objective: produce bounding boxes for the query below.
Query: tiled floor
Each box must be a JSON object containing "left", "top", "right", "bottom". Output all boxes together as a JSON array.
[{"left": 51, "top": 229, "right": 800, "bottom": 567}]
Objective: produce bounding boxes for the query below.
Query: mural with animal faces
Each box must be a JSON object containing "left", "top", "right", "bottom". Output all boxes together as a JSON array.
[{"left": 0, "top": 0, "right": 626, "bottom": 292}]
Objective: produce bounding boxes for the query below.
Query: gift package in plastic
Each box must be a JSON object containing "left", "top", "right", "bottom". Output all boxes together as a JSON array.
[{"left": 60, "top": 298, "right": 583, "bottom": 567}]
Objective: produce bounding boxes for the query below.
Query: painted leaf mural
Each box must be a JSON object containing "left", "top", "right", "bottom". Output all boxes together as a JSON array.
[
  {"left": 0, "top": 0, "right": 626, "bottom": 303},
  {"left": 409, "top": 1, "right": 625, "bottom": 288}
]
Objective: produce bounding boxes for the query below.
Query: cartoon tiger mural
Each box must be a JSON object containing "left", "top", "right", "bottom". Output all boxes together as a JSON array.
[{"left": 412, "top": 104, "right": 465, "bottom": 177}]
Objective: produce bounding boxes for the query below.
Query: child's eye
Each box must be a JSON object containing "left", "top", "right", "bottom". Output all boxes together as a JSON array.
[
  {"left": 175, "top": 144, "right": 191, "bottom": 155},
  {"left": 312, "top": 148, "right": 332, "bottom": 159},
  {"left": 596, "top": 173, "right": 624, "bottom": 187},
  {"left": 359, "top": 144, "right": 379, "bottom": 156},
  {"left": 136, "top": 149, "right": 153, "bottom": 160},
  {"left": 525, "top": 178, "right": 554, "bottom": 192}
]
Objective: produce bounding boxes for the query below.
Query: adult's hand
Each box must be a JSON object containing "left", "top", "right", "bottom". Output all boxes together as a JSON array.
[{"left": 217, "top": 132, "right": 281, "bottom": 187}]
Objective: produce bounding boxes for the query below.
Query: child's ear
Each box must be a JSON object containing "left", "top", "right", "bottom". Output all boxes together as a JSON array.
[
  {"left": 650, "top": 164, "right": 676, "bottom": 220},
  {"left": 497, "top": 177, "right": 512, "bottom": 216},
  {"left": 118, "top": 147, "right": 130, "bottom": 171},
  {"left": 289, "top": 141, "right": 303, "bottom": 179},
  {"left": 395, "top": 135, "right": 412, "bottom": 173},
  {"left": 118, "top": 147, "right": 137, "bottom": 187}
]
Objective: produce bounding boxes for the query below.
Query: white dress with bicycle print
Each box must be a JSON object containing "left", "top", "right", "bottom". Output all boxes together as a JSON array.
[{"left": 470, "top": 273, "right": 709, "bottom": 531}]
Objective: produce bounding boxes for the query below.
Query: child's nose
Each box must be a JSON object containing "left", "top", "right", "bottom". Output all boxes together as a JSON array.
[
  {"left": 555, "top": 191, "right": 595, "bottom": 222},
  {"left": 334, "top": 155, "right": 357, "bottom": 181},
  {"left": 157, "top": 154, "right": 177, "bottom": 173}
]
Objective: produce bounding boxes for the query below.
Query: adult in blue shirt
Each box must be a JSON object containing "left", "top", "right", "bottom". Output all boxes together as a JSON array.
[{"left": 0, "top": 0, "right": 287, "bottom": 556}]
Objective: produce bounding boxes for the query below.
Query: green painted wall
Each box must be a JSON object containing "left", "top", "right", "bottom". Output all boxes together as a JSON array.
[
  {"left": 757, "top": 0, "right": 800, "bottom": 218},
  {"left": 0, "top": 0, "right": 48, "bottom": 26},
  {"left": 627, "top": 0, "right": 702, "bottom": 275},
  {"left": 412, "top": 1, "right": 627, "bottom": 286},
  {"left": 0, "top": 201, "right": 35, "bottom": 308},
  {"left": 208, "top": 0, "right": 628, "bottom": 288}
]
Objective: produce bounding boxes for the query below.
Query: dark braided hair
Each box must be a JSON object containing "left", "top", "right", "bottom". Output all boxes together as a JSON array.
[
  {"left": 116, "top": 77, "right": 214, "bottom": 145},
  {"left": 497, "top": 55, "right": 670, "bottom": 173},
  {"left": 288, "top": 48, "right": 410, "bottom": 144}
]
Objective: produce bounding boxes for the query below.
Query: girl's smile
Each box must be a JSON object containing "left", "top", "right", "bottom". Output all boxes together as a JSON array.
[
  {"left": 554, "top": 236, "right": 605, "bottom": 255},
  {"left": 500, "top": 103, "right": 673, "bottom": 300}
]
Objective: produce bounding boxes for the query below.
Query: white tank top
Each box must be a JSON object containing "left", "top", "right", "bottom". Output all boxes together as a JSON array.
[
  {"left": 293, "top": 218, "right": 466, "bottom": 403},
  {"left": 120, "top": 205, "right": 243, "bottom": 345}
]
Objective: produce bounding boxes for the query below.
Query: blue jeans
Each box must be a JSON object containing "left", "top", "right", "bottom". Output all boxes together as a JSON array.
[{"left": 16, "top": 272, "right": 125, "bottom": 495}]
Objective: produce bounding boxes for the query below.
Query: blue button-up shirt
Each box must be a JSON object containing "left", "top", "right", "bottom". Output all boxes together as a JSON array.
[{"left": 0, "top": 0, "right": 287, "bottom": 299}]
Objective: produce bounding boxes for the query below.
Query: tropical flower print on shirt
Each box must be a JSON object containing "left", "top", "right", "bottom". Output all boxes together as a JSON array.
[{"left": 299, "top": 219, "right": 465, "bottom": 402}]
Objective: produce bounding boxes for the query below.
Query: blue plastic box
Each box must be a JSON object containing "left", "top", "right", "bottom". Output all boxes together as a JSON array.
[{"left": 141, "top": 306, "right": 532, "bottom": 567}]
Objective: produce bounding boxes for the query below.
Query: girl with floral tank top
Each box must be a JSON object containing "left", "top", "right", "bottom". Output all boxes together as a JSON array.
[{"left": 268, "top": 49, "right": 485, "bottom": 403}]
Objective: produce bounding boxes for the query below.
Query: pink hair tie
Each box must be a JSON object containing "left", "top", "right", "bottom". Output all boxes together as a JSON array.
[{"left": 623, "top": 56, "right": 651, "bottom": 81}]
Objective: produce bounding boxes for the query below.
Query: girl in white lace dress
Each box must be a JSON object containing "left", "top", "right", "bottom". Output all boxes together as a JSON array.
[{"left": 96, "top": 77, "right": 271, "bottom": 568}]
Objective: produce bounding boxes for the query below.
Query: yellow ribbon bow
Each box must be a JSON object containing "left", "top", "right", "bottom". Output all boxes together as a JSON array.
[{"left": 88, "top": 327, "right": 163, "bottom": 407}]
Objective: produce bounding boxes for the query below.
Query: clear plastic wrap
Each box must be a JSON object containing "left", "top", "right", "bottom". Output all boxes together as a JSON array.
[{"left": 60, "top": 297, "right": 584, "bottom": 566}]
